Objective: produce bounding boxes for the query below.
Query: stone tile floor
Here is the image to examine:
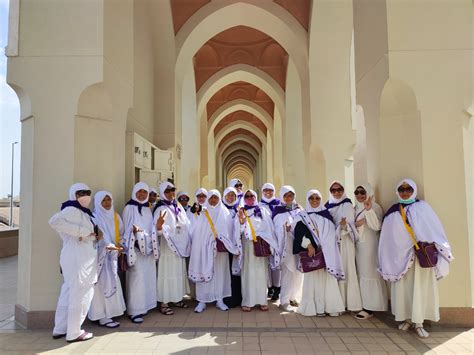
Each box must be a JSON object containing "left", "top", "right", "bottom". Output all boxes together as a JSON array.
[{"left": 1, "top": 256, "right": 473, "bottom": 354}]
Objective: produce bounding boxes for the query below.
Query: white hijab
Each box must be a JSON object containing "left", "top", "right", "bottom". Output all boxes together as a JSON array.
[
  {"left": 69, "top": 183, "right": 90, "bottom": 200},
  {"left": 93, "top": 191, "right": 123, "bottom": 245},
  {"left": 261, "top": 182, "right": 276, "bottom": 203}
]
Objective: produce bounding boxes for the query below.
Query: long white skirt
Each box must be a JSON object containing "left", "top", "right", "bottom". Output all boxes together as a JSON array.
[
  {"left": 298, "top": 269, "right": 345, "bottom": 316},
  {"left": 126, "top": 252, "right": 157, "bottom": 316},
  {"left": 241, "top": 238, "right": 268, "bottom": 307},
  {"left": 88, "top": 274, "right": 126, "bottom": 321},
  {"left": 196, "top": 252, "right": 231, "bottom": 303},
  {"left": 391, "top": 260, "right": 439, "bottom": 324},
  {"left": 356, "top": 228, "right": 388, "bottom": 311},
  {"left": 338, "top": 233, "right": 362, "bottom": 311},
  {"left": 280, "top": 233, "right": 303, "bottom": 305},
  {"left": 157, "top": 236, "right": 190, "bottom": 303}
]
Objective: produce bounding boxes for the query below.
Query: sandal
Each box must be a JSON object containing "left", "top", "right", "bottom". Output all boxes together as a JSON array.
[
  {"left": 241, "top": 306, "right": 252, "bottom": 312},
  {"left": 398, "top": 321, "right": 412, "bottom": 332},
  {"left": 415, "top": 326, "right": 430, "bottom": 338},
  {"left": 130, "top": 315, "right": 144, "bottom": 324},
  {"left": 100, "top": 321, "right": 120, "bottom": 328},
  {"left": 173, "top": 300, "right": 189, "bottom": 309},
  {"left": 160, "top": 305, "right": 174, "bottom": 315},
  {"left": 355, "top": 310, "right": 373, "bottom": 320},
  {"left": 67, "top": 331, "right": 93, "bottom": 343},
  {"left": 289, "top": 300, "right": 299, "bottom": 307},
  {"left": 260, "top": 305, "right": 269, "bottom": 311}
]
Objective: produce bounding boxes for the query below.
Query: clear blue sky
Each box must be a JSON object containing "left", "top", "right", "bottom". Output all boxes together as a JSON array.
[{"left": 0, "top": 0, "right": 21, "bottom": 199}]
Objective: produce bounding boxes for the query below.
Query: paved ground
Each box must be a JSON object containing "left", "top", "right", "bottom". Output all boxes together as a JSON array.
[{"left": 0, "top": 256, "right": 473, "bottom": 354}]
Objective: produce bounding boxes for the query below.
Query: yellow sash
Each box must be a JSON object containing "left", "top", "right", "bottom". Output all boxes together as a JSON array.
[
  {"left": 242, "top": 209, "right": 257, "bottom": 242},
  {"left": 204, "top": 209, "right": 218, "bottom": 239},
  {"left": 114, "top": 212, "right": 120, "bottom": 247},
  {"left": 400, "top": 205, "right": 419, "bottom": 250}
]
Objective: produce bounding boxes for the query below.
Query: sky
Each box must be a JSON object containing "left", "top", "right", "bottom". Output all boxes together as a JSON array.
[{"left": 0, "top": 0, "right": 21, "bottom": 199}]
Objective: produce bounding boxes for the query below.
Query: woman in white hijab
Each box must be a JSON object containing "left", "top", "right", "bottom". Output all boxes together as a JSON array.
[
  {"left": 187, "top": 188, "right": 208, "bottom": 227},
  {"left": 293, "top": 189, "right": 345, "bottom": 317},
  {"left": 272, "top": 185, "right": 303, "bottom": 312},
  {"left": 325, "top": 181, "right": 362, "bottom": 312},
  {"left": 259, "top": 183, "right": 282, "bottom": 301},
  {"left": 379, "top": 179, "right": 453, "bottom": 338},
  {"left": 229, "top": 178, "right": 244, "bottom": 206},
  {"left": 148, "top": 188, "right": 158, "bottom": 211},
  {"left": 88, "top": 191, "right": 126, "bottom": 328},
  {"left": 154, "top": 181, "right": 192, "bottom": 315},
  {"left": 353, "top": 183, "right": 388, "bottom": 320},
  {"left": 222, "top": 187, "right": 243, "bottom": 308},
  {"left": 122, "top": 182, "right": 158, "bottom": 323},
  {"left": 189, "top": 190, "right": 238, "bottom": 313},
  {"left": 234, "top": 189, "right": 280, "bottom": 312},
  {"left": 49, "top": 183, "right": 97, "bottom": 342}
]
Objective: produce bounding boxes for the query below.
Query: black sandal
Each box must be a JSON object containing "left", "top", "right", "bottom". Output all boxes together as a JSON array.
[
  {"left": 173, "top": 300, "right": 189, "bottom": 309},
  {"left": 160, "top": 305, "right": 174, "bottom": 315}
]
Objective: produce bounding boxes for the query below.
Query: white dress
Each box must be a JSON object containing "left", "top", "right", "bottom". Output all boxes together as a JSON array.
[
  {"left": 196, "top": 252, "right": 231, "bottom": 302},
  {"left": 241, "top": 237, "right": 269, "bottom": 307},
  {"left": 355, "top": 206, "right": 388, "bottom": 311},
  {"left": 391, "top": 260, "right": 439, "bottom": 323},
  {"left": 338, "top": 229, "right": 363, "bottom": 311}
]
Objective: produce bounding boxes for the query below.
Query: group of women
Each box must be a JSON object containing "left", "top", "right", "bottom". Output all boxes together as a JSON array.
[{"left": 48, "top": 178, "right": 452, "bottom": 342}]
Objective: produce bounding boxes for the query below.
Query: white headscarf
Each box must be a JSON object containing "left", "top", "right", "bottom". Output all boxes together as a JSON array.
[
  {"left": 194, "top": 187, "right": 208, "bottom": 198},
  {"left": 305, "top": 189, "right": 324, "bottom": 213},
  {"left": 354, "top": 183, "right": 374, "bottom": 210},
  {"left": 159, "top": 181, "right": 176, "bottom": 201},
  {"left": 223, "top": 187, "right": 237, "bottom": 205},
  {"left": 177, "top": 191, "right": 190, "bottom": 200},
  {"left": 328, "top": 180, "right": 348, "bottom": 204},
  {"left": 149, "top": 188, "right": 158, "bottom": 196},
  {"left": 229, "top": 178, "right": 243, "bottom": 189},
  {"left": 261, "top": 183, "right": 276, "bottom": 203},
  {"left": 93, "top": 191, "right": 123, "bottom": 245},
  {"left": 396, "top": 178, "right": 418, "bottom": 202},
  {"left": 69, "top": 183, "right": 90, "bottom": 200},
  {"left": 131, "top": 182, "right": 149, "bottom": 203},
  {"left": 279, "top": 185, "right": 296, "bottom": 203},
  {"left": 243, "top": 189, "right": 259, "bottom": 207}
]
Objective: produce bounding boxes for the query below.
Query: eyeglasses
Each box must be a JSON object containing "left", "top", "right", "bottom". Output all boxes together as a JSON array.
[
  {"left": 178, "top": 197, "right": 189, "bottom": 202},
  {"left": 308, "top": 196, "right": 321, "bottom": 201},
  {"left": 76, "top": 190, "right": 91, "bottom": 197},
  {"left": 244, "top": 195, "right": 255, "bottom": 199},
  {"left": 354, "top": 189, "right": 366, "bottom": 196},
  {"left": 330, "top": 187, "right": 344, "bottom": 193},
  {"left": 196, "top": 194, "right": 207, "bottom": 198},
  {"left": 235, "top": 183, "right": 243, "bottom": 188},
  {"left": 397, "top": 186, "right": 414, "bottom": 193},
  {"left": 164, "top": 187, "right": 176, "bottom": 194}
]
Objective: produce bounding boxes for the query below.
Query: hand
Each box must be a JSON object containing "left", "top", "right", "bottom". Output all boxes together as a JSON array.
[
  {"left": 355, "top": 218, "right": 366, "bottom": 228},
  {"left": 307, "top": 244, "right": 316, "bottom": 257},
  {"left": 285, "top": 222, "right": 291, "bottom": 232},
  {"left": 156, "top": 210, "right": 167, "bottom": 230},
  {"left": 238, "top": 209, "right": 246, "bottom": 225},
  {"left": 96, "top": 230, "right": 104, "bottom": 241},
  {"left": 106, "top": 245, "right": 123, "bottom": 251},
  {"left": 340, "top": 217, "right": 347, "bottom": 226},
  {"left": 364, "top": 196, "right": 373, "bottom": 210}
]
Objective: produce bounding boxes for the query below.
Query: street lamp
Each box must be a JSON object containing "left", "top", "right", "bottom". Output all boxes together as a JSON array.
[{"left": 10, "top": 141, "right": 18, "bottom": 227}]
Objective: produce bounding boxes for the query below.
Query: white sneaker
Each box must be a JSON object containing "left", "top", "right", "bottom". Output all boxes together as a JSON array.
[
  {"left": 398, "top": 321, "right": 412, "bottom": 331},
  {"left": 216, "top": 300, "right": 229, "bottom": 311},
  {"left": 415, "top": 326, "right": 430, "bottom": 338},
  {"left": 194, "top": 302, "right": 206, "bottom": 313},
  {"left": 329, "top": 312, "right": 340, "bottom": 317}
]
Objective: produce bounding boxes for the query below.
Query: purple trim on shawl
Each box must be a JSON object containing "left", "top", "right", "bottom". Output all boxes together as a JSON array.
[
  {"left": 243, "top": 204, "right": 262, "bottom": 218},
  {"left": 271, "top": 204, "right": 298, "bottom": 219},
  {"left": 61, "top": 200, "right": 93, "bottom": 217},
  {"left": 324, "top": 198, "right": 353, "bottom": 210},
  {"left": 308, "top": 209, "right": 334, "bottom": 224},
  {"left": 260, "top": 198, "right": 281, "bottom": 213},
  {"left": 383, "top": 200, "right": 420, "bottom": 220},
  {"left": 224, "top": 203, "right": 239, "bottom": 213},
  {"left": 126, "top": 199, "right": 148, "bottom": 215},
  {"left": 154, "top": 199, "right": 181, "bottom": 216}
]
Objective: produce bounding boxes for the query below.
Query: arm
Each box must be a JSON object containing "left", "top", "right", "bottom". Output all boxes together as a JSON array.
[
  {"left": 364, "top": 206, "right": 382, "bottom": 232},
  {"left": 48, "top": 208, "right": 93, "bottom": 238}
]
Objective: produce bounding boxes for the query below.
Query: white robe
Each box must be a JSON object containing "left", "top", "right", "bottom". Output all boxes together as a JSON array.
[
  {"left": 122, "top": 204, "right": 157, "bottom": 316},
  {"left": 355, "top": 205, "right": 388, "bottom": 311},
  {"left": 49, "top": 206, "right": 97, "bottom": 340},
  {"left": 154, "top": 203, "right": 191, "bottom": 303},
  {"left": 273, "top": 209, "right": 303, "bottom": 304},
  {"left": 241, "top": 237, "right": 269, "bottom": 307}
]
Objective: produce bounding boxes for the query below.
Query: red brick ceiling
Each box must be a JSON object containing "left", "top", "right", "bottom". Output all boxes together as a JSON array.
[
  {"left": 194, "top": 26, "right": 288, "bottom": 91},
  {"left": 207, "top": 81, "right": 274, "bottom": 120},
  {"left": 222, "top": 141, "right": 259, "bottom": 158},
  {"left": 218, "top": 128, "right": 262, "bottom": 149},
  {"left": 214, "top": 111, "right": 267, "bottom": 137}
]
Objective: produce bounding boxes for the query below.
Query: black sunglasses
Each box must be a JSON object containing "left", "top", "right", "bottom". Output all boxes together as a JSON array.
[
  {"left": 164, "top": 187, "right": 176, "bottom": 194},
  {"left": 397, "top": 186, "right": 414, "bottom": 193},
  {"left": 196, "top": 194, "right": 207, "bottom": 198},
  {"left": 330, "top": 187, "right": 344, "bottom": 193},
  {"left": 244, "top": 195, "right": 255, "bottom": 199},
  {"left": 76, "top": 190, "right": 91, "bottom": 197},
  {"left": 235, "top": 183, "right": 243, "bottom": 187},
  {"left": 354, "top": 189, "right": 366, "bottom": 196}
]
